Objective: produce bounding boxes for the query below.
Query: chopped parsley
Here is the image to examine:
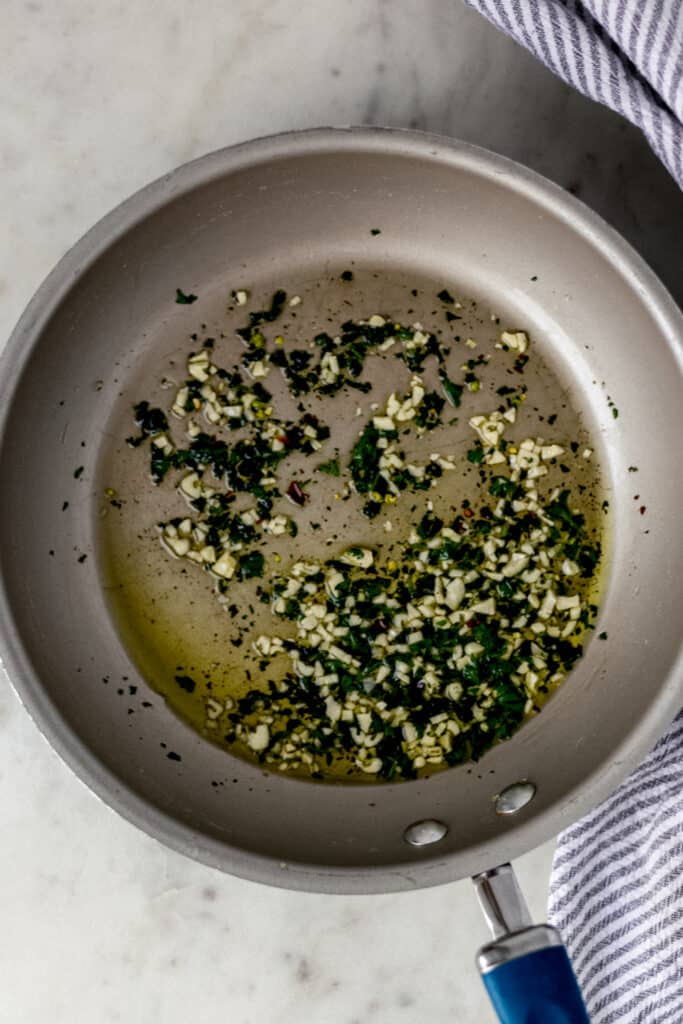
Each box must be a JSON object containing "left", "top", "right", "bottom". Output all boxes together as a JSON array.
[
  {"left": 414, "top": 391, "right": 445, "bottom": 431},
  {"left": 239, "top": 551, "right": 265, "bottom": 579},
  {"left": 317, "top": 457, "right": 340, "bottom": 477},
  {"left": 236, "top": 289, "right": 287, "bottom": 341},
  {"left": 439, "top": 370, "right": 463, "bottom": 407},
  {"left": 349, "top": 422, "right": 381, "bottom": 495},
  {"left": 175, "top": 674, "right": 196, "bottom": 693},
  {"left": 127, "top": 401, "right": 169, "bottom": 447}
]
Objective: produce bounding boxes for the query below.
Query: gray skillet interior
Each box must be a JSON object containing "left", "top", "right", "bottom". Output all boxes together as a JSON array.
[{"left": 0, "top": 128, "right": 681, "bottom": 893}]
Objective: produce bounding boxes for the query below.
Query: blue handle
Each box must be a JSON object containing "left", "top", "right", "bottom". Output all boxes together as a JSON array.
[{"left": 482, "top": 944, "right": 590, "bottom": 1024}]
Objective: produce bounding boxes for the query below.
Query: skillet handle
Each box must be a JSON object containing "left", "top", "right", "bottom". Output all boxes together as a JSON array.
[
  {"left": 473, "top": 864, "right": 590, "bottom": 1023},
  {"left": 477, "top": 926, "right": 590, "bottom": 1023}
]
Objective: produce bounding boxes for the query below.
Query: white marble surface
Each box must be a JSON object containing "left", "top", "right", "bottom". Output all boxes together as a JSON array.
[{"left": 1, "top": 2, "right": 681, "bottom": 1022}]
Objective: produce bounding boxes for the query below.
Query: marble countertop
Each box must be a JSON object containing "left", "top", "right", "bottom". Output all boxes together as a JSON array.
[{"left": 1, "top": 2, "right": 681, "bottom": 1022}]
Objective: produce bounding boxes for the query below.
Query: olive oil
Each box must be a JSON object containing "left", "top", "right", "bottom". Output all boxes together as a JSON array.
[{"left": 97, "top": 270, "right": 606, "bottom": 781}]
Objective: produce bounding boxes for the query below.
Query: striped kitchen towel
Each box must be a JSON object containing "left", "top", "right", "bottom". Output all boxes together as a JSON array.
[
  {"left": 464, "top": 0, "right": 683, "bottom": 188},
  {"left": 547, "top": 711, "right": 683, "bottom": 1023}
]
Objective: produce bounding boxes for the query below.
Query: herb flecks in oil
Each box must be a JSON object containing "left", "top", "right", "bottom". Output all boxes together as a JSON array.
[{"left": 124, "top": 292, "right": 604, "bottom": 782}]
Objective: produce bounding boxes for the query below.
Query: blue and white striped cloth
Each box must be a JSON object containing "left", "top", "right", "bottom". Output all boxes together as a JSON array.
[
  {"left": 548, "top": 713, "right": 683, "bottom": 1022},
  {"left": 465, "top": 0, "right": 683, "bottom": 188},
  {"left": 462, "top": 4, "right": 683, "bottom": 1019}
]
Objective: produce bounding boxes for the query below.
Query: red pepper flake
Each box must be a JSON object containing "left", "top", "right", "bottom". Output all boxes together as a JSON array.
[
  {"left": 286, "top": 481, "right": 307, "bottom": 506},
  {"left": 463, "top": 507, "right": 474, "bottom": 519}
]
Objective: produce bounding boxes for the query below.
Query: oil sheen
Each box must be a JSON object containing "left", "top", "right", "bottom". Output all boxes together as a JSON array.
[{"left": 97, "top": 269, "right": 606, "bottom": 781}]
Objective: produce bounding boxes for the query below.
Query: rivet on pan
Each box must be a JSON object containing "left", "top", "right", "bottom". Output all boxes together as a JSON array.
[
  {"left": 403, "top": 819, "right": 449, "bottom": 847},
  {"left": 495, "top": 781, "right": 537, "bottom": 816}
]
